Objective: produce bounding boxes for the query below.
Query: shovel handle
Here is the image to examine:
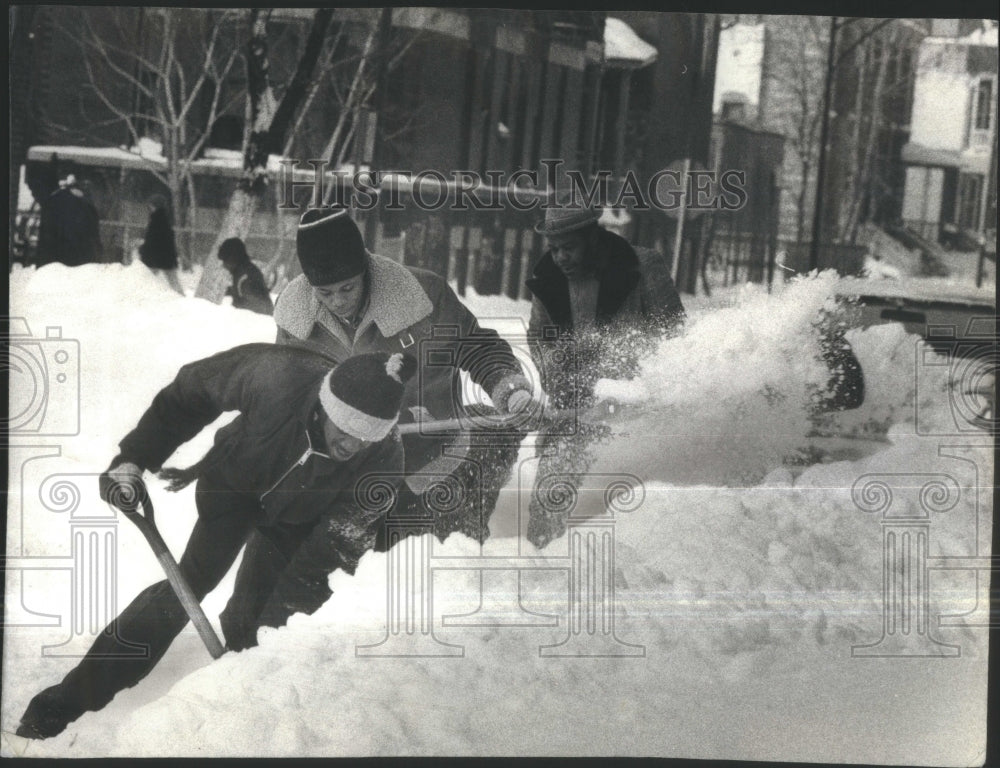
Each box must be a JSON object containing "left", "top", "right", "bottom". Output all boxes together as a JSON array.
[
  {"left": 122, "top": 497, "right": 226, "bottom": 660},
  {"left": 396, "top": 401, "right": 622, "bottom": 436}
]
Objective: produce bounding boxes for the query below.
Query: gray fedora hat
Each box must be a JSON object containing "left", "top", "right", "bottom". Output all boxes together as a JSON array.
[{"left": 534, "top": 191, "right": 602, "bottom": 236}]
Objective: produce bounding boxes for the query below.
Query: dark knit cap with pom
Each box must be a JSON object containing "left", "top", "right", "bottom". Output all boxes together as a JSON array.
[
  {"left": 319, "top": 352, "right": 417, "bottom": 441},
  {"left": 297, "top": 208, "right": 368, "bottom": 286}
]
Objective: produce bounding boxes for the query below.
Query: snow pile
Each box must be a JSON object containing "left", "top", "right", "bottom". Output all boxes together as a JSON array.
[
  {"left": 604, "top": 17, "right": 658, "bottom": 66},
  {"left": 9, "top": 262, "right": 274, "bottom": 465},
  {"left": 5, "top": 263, "right": 991, "bottom": 762},
  {"left": 614, "top": 434, "right": 987, "bottom": 665},
  {"left": 862, "top": 255, "right": 903, "bottom": 280},
  {"left": 594, "top": 272, "right": 846, "bottom": 485}
]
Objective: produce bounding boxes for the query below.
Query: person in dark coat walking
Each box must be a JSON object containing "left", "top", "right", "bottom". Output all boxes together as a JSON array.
[
  {"left": 16, "top": 346, "right": 415, "bottom": 740},
  {"left": 35, "top": 174, "right": 103, "bottom": 267},
  {"left": 524, "top": 195, "right": 687, "bottom": 548},
  {"left": 273, "top": 208, "right": 543, "bottom": 543},
  {"left": 218, "top": 237, "right": 274, "bottom": 315},
  {"left": 138, "top": 194, "right": 185, "bottom": 295}
]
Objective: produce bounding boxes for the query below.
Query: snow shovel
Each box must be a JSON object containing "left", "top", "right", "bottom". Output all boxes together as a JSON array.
[
  {"left": 396, "top": 399, "right": 624, "bottom": 436},
  {"left": 396, "top": 400, "right": 625, "bottom": 496},
  {"left": 117, "top": 493, "right": 226, "bottom": 659}
]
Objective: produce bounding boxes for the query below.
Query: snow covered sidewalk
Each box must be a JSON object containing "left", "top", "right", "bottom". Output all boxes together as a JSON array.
[{"left": 4, "top": 263, "right": 992, "bottom": 762}]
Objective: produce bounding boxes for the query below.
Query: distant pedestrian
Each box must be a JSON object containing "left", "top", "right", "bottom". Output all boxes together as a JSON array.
[
  {"left": 218, "top": 237, "right": 274, "bottom": 315},
  {"left": 35, "top": 174, "right": 103, "bottom": 267},
  {"left": 138, "top": 194, "right": 185, "bottom": 295}
]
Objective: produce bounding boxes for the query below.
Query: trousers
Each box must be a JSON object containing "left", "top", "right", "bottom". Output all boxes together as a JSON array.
[{"left": 19, "top": 478, "right": 262, "bottom": 730}]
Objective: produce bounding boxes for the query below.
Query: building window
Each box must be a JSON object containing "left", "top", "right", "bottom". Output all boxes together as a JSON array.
[
  {"left": 973, "top": 78, "right": 993, "bottom": 131},
  {"left": 957, "top": 172, "right": 983, "bottom": 231}
]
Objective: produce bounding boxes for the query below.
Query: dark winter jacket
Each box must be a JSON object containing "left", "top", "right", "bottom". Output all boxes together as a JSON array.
[
  {"left": 226, "top": 259, "right": 274, "bottom": 316},
  {"left": 526, "top": 228, "right": 686, "bottom": 406},
  {"left": 139, "top": 208, "right": 179, "bottom": 270},
  {"left": 116, "top": 343, "right": 403, "bottom": 533},
  {"left": 274, "top": 253, "right": 526, "bottom": 422},
  {"left": 36, "top": 186, "right": 102, "bottom": 267}
]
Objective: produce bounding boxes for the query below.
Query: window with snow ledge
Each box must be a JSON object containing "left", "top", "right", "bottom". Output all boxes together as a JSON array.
[{"left": 969, "top": 77, "right": 995, "bottom": 149}]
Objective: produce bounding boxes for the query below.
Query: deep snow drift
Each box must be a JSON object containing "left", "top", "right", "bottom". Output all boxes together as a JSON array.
[{"left": 3, "top": 261, "right": 993, "bottom": 762}]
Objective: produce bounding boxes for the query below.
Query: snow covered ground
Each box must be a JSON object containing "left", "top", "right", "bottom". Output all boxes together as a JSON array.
[{"left": 3, "top": 261, "right": 993, "bottom": 762}]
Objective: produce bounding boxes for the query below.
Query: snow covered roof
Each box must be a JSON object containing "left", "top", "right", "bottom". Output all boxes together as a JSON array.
[
  {"left": 26, "top": 144, "right": 303, "bottom": 180},
  {"left": 925, "top": 22, "right": 998, "bottom": 48},
  {"left": 837, "top": 276, "right": 996, "bottom": 308},
  {"left": 604, "top": 17, "right": 657, "bottom": 68}
]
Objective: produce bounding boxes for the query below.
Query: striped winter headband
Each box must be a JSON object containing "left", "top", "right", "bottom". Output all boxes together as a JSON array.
[{"left": 319, "top": 352, "right": 417, "bottom": 442}]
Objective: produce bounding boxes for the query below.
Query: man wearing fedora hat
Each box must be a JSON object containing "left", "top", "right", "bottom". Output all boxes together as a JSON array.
[
  {"left": 273, "top": 207, "right": 543, "bottom": 543},
  {"left": 526, "top": 193, "right": 686, "bottom": 407},
  {"left": 524, "top": 193, "right": 686, "bottom": 548}
]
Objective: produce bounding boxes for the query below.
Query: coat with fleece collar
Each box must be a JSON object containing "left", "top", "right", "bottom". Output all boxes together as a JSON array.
[
  {"left": 274, "top": 253, "right": 524, "bottom": 422},
  {"left": 525, "top": 228, "right": 686, "bottom": 405}
]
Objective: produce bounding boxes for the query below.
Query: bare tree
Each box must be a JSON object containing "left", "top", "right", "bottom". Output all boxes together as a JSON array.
[
  {"left": 263, "top": 10, "right": 426, "bottom": 284},
  {"left": 317, "top": 10, "right": 425, "bottom": 178},
  {"left": 194, "top": 7, "right": 335, "bottom": 301},
  {"left": 759, "top": 15, "right": 829, "bottom": 246},
  {"left": 195, "top": 9, "right": 428, "bottom": 300},
  {"left": 760, "top": 16, "right": 926, "bottom": 249},
  {"left": 50, "top": 8, "right": 243, "bottom": 267},
  {"left": 830, "top": 19, "right": 926, "bottom": 244}
]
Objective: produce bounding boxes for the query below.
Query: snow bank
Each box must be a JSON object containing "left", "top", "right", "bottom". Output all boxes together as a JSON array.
[
  {"left": 594, "top": 272, "right": 843, "bottom": 485},
  {"left": 4, "top": 263, "right": 991, "bottom": 762},
  {"left": 9, "top": 262, "right": 274, "bottom": 464}
]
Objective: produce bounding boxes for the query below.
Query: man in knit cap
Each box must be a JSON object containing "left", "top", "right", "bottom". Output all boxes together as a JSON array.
[
  {"left": 274, "top": 207, "right": 543, "bottom": 542},
  {"left": 17, "top": 345, "right": 416, "bottom": 740}
]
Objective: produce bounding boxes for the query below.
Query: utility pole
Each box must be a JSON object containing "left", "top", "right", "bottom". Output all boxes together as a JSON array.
[
  {"left": 369, "top": 7, "right": 394, "bottom": 169},
  {"left": 976, "top": 124, "right": 997, "bottom": 288},
  {"left": 809, "top": 15, "right": 838, "bottom": 271},
  {"left": 363, "top": 7, "right": 394, "bottom": 246}
]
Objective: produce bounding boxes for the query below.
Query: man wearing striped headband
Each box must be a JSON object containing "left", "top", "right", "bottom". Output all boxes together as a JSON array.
[{"left": 17, "top": 345, "right": 415, "bottom": 740}]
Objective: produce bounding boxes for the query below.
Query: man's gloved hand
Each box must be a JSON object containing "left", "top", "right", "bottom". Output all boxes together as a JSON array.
[
  {"left": 507, "top": 388, "right": 534, "bottom": 413},
  {"left": 99, "top": 460, "right": 147, "bottom": 512},
  {"left": 491, "top": 373, "right": 547, "bottom": 418}
]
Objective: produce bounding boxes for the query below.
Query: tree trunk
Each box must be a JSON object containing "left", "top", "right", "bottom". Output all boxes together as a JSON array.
[
  {"left": 195, "top": 9, "right": 272, "bottom": 301},
  {"left": 796, "top": 159, "right": 812, "bottom": 246},
  {"left": 184, "top": 170, "right": 198, "bottom": 270},
  {"left": 283, "top": 23, "right": 347, "bottom": 158},
  {"left": 836, "top": 41, "right": 867, "bottom": 242},
  {"left": 845, "top": 33, "right": 890, "bottom": 243},
  {"left": 195, "top": 8, "right": 330, "bottom": 302},
  {"left": 267, "top": 8, "right": 335, "bottom": 155}
]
